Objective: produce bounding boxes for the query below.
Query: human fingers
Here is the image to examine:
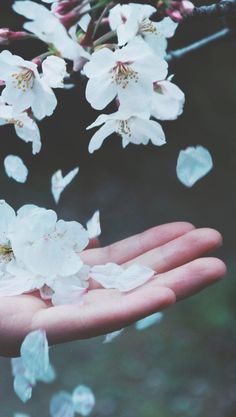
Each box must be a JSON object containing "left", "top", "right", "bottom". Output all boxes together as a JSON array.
[
  {"left": 123, "top": 228, "right": 223, "bottom": 273},
  {"left": 149, "top": 257, "right": 227, "bottom": 300},
  {"left": 81, "top": 221, "right": 195, "bottom": 266}
]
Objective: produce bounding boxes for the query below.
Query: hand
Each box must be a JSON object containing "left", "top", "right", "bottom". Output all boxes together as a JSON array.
[{"left": 0, "top": 222, "right": 226, "bottom": 357}]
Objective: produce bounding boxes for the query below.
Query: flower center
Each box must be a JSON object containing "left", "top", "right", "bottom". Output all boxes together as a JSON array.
[
  {"left": 139, "top": 18, "right": 157, "bottom": 34},
  {"left": 117, "top": 120, "right": 131, "bottom": 137},
  {"left": 6, "top": 118, "right": 24, "bottom": 128},
  {"left": 11, "top": 68, "right": 35, "bottom": 91},
  {"left": 0, "top": 244, "right": 13, "bottom": 255},
  {"left": 112, "top": 61, "right": 138, "bottom": 89}
]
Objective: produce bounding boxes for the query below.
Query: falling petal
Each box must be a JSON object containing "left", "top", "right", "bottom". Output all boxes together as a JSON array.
[
  {"left": 51, "top": 167, "right": 79, "bottom": 204},
  {"left": 135, "top": 312, "right": 163, "bottom": 330},
  {"left": 176, "top": 146, "right": 213, "bottom": 187},
  {"left": 50, "top": 391, "right": 75, "bottom": 417},
  {"left": 86, "top": 210, "right": 101, "bottom": 239},
  {"left": 72, "top": 385, "right": 95, "bottom": 416},
  {"left": 13, "top": 375, "right": 33, "bottom": 403},
  {"left": 4, "top": 155, "right": 28, "bottom": 183},
  {"left": 20, "top": 329, "right": 49, "bottom": 381},
  {"left": 103, "top": 328, "right": 124, "bottom": 344}
]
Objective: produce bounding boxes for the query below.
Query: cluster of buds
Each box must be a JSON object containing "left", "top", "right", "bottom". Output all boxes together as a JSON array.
[
  {"left": 0, "top": 28, "right": 32, "bottom": 45},
  {"left": 52, "top": 0, "right": 90, "bottom": 28},
  {"left": 156, "top": 0, "right": 194, "bottom": 21}
]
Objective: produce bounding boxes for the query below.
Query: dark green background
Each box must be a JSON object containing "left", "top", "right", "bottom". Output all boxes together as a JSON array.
[{"left": 0, "top": 2, "right": 236, "bottom": 416}]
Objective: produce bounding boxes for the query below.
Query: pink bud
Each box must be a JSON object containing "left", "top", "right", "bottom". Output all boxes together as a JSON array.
[
  {"left": 0, "top": 28, "right": 11, "bottom": 45},
  {"left": 0, "top": 29, "right": 31, "bottom": 45},
  {"left": 181, "top": 0, "right": 194, "bottom": 13},
  {"left": 53, "top": 0, "right": 80, "bottom": 16},
  {"left": 166, "top": 9, "right": 183, "bottom": 22}
]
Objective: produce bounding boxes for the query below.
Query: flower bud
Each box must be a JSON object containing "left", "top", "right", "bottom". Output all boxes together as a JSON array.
[
  {"left": 180, "top": 0, "right": 194, "bottom": 14},
  {"left": 0, "top": 28, "right": 12, "bottom": 45},
  {"left": 0, "top": 29, "right": 31, "bottom": 45},
  {"left": 166, "top": 9, "right": 183, "bottom": 22},
  {"left": 53, "top": 0, "right": 80, "bottom": 16}
]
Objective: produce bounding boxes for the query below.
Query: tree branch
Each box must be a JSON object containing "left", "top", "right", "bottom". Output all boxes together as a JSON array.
[
  {"left": 166, "top": 27, "right": 231, "bottom": 62},
  {"left": 188, "top": 0, "right": 236, "bottom": 18}
]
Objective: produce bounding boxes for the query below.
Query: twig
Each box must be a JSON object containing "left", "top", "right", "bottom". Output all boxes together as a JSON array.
[
  {"left": 188, "top": 0, "right": 236, "bottom": 18},
  {"left": 166, "top": 27, "right": 231, "bottom": 62}
]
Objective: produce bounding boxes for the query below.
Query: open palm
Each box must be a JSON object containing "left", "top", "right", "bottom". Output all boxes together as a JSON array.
[{"left": 0, "top": 221, "right": 226, "bottom": 357}]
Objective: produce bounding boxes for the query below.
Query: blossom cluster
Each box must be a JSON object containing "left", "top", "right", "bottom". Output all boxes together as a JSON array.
[
  {"left": 0, "top": 200, "right": 155, "bottom": 305},
  {"left": 0, "top": 0, "right": 187, "bottom": 162}
]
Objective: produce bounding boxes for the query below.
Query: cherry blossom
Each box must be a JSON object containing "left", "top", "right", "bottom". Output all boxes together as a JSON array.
[
  {"left": 109, "top": 3, "right": 178, "bottom": 57},
  {"left": 0, "top": 51, "right": 66, "bottom": 120},
  {"left": 152, "top": 80, "right": 185, "bottom": 120},
  {"left": 87, "top": 110, "right": 166, "bottom": 153},
  {"left": 8, "top": 205, "right": 89, "bottom": 278},
  {"left": 83, "top": 37, "right": 168, "bottom": 112},
  {"left": 13, "top": 1, "right": 90, "bottom": 65},
  {"left": 0, "top": 101, "right": 41, "bottom": 154}
]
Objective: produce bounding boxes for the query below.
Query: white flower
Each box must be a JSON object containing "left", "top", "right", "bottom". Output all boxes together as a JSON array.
[
  {"left": 8, "top": 205, "right": 89, "bottom": 278},
  {"left": 0, "top": 200, "right": 15, "bottom": 246},
  {"left": 0, "top": 51, "right": 66, "bottom": 120},
  {"left": 0, "top": 202, "right": 90, "bottom": 301},
  {"left": 13, "top": 1, "right": 90, "bottom": 65},
  {"left": 86, "top": 211, "right": 101, "bottom": 239},
  {"left": 109, "top": 3, "right": 178, "bottom": 56},
  {"left": 83, "top": 37, "right": 168, "bottom": 112},
  {"left": 87, "top": 110, "right": 166, "bottom": 153},
  {"left": 50, "top": 266, "right": 90, "bottom": 306},
  {"left": 151, "top": 80, "right": 185, "bottom": 121},
  {"left": 90, "top": 263, "right": 155, "bottom": 292},
  {"left": 51, "top": 167, "right": 79, "bottom": 204},
  {"left": 0, "top": 101, "right": 41, "bottom": 154},
  {"left": 176, "top": 145, "right": 213, "bottom": 187},
  {"left": 4, "top": 155, "right": 28, "bottom": 183}
]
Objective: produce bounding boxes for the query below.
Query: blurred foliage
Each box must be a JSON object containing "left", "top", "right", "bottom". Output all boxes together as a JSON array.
[{"left": 0, "top": 2, "right": 236, "bottom": 417}]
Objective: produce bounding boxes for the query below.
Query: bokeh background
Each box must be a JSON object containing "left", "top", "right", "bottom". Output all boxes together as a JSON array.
[{"left": 0, "top": 2, "right": 236, "bottom": 416}]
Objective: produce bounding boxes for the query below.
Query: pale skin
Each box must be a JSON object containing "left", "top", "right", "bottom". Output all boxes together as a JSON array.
[{"left": 0, "top": 222, "right": 226, "bottom": 358}]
